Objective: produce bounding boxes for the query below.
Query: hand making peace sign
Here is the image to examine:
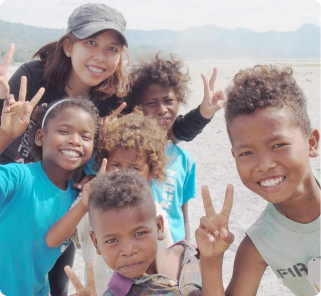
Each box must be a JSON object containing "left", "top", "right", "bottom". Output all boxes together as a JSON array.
[
  {"left": 1, "top": 76, "right": 45, "bottom": 139},
  {"left": 0, "top": 43, "right": 15, "bottom": 100},
  {"left": 65, "top": 261, "right": 97, "bottom": 296},
  {"left": 199, "top": 67, "right": 227, "bottom": 120},
  {"left": 195, "top": 184, "right": 234, "bottom": 258}
]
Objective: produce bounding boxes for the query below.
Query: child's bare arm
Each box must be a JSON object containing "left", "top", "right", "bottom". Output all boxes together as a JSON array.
[
  {"left": 226, "top": 236, "right": 267, "bottom": 296},
  {"left": 46, "top": 159, "right": 107, "bottom": 248},
  {"left": 196, "top": 184, "right": 234, "bottom": 296},
  {"left": 182, "top": 202, "right": 190, "bottom": 241},
  {"left": 0, "top": 76, "right": 44, "bottom": 153}
]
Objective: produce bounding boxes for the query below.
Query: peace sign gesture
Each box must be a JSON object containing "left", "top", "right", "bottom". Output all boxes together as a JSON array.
[
  {"left": 0, "top": 43, "right": 15, "bottom": 100},
  {"left": 199, "top": 67, "right": 227, "bottom": 120},
  {"left": 1, "top": 76, "right": 45, "bottom": 140},
  {"left": 195, "top": 184, "right": 234, "bottom": 258},
  {"left": 65, "top": 261, "right": 97, "bottom": 296}
]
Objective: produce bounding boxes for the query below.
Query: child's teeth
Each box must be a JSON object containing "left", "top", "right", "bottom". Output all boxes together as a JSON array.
[
  {"left": 61, "top": 150, "right": 80, "bottom": 158},
  {"left": 87, "top": 66, "right": 104, "bottom": 73},
  {"left": 260, "top": 177, "right": 284, "bottom": 187}
]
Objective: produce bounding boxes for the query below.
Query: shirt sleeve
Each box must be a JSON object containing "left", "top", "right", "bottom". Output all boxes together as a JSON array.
[
  {"left": 0, "top": 164, "right": 24, "bottom": 207},
  {"left": 182, "top": 156, "right": 197, "bottom": 204},
  {"left": 172, "top": 105, "right": 213, "bottom": 142}
]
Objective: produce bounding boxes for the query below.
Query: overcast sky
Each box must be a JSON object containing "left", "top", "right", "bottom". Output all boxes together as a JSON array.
[{"left": 0, "top": 0, "right": 320, "bottom": 32}]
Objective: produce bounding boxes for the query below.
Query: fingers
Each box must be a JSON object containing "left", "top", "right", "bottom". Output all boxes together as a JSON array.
[
  {"left": 29, "top": 87, "right": 45, "bottom": 108},
  {"left": 97, "top": 158, "right": 108, "bottom": 177},
  {"left": 208, "top": 67, "right": 218, "bottom": 92},
  {"left": 1, "top": 43, "right": 15, "bottom": 73},
  {"left": 18, "top": 76, "right": 27, "bottom": 102},
  {"left": 200, "top": 216, "right": 217, "bottom": 239},
  {"left": 64, "top": 265, "right": 84, "bottom": 291},
  {"left": 220, "top": 225, "right": 235, "bottom": 245},
  {"left": 85, "top": 261, "right": 96, "bottom": 288},
  {"left": 195, "top": 226, "right": 215, "bottom": 243},
  {"left": 201, "top": 73, "right": 210, "bottom": 102},
  {"left": 201, "top": 185, "right": 216, "bottom": 218},
  {"left": 3, "top": 94, "right": 15, "bottom": 111},
  {"left": 110, "top": 102, "right": 126, "bottom": 120},
  {"left": 221, "top": 184, "right": 234, "bottom": 219}
]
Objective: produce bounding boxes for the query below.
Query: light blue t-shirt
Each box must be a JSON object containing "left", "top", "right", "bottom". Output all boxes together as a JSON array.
[
  {"left": 150, "top": 142, "right": 196, "bottom": 242},
  {"left": 0, "top": 162, "right": 78, "bottom": 296}
]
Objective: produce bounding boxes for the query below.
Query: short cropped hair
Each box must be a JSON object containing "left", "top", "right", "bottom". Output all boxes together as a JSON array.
[
  {"left": 96, "top": 108, "right": 168, "bottom": 182},
  {"left": 225, "top": 64, "right": 311, "bottom": 139},
  {"left": 126, "top": 52, "right": 190, "bottom": 110},
  {"left": 88, "top": 169, "right": 155, "bottom": 217}
]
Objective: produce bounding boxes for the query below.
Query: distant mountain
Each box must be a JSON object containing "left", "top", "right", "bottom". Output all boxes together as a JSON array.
[{"left": 0, "top": 19, "right": 319, "bottom": 62}]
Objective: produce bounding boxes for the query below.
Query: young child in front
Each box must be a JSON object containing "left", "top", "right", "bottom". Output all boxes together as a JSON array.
[
  {"left": 0, "top": 78, "right": 100, "bottom": 295},
  {"left": 65, "top": 169, "right": 235, "bottom": 296},
  {"left": 223, "top": 65, "right": 320, "bottom": 295},
  {"left": 45, "top": 110, "right": 175, "bottom": 295},
  {"left": 126, "top": 53, "right": 226, "bottom": 242}
]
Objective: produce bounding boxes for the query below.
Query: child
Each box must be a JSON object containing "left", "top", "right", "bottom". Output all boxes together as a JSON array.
[
  {"left": 45, "top": 110, "right": 175, "bottom": 295},
  {"left": 223, "top": 65, "right": 320, "bottom": 295},
  {"left": 66, "top": 169, "right": 235, "bottom": 296},
  {"left": 0, "top": 76, "right": 100, "bottom": 295},
  {"left": 126, "top": 53, "right": 226, "bottom": 242}
]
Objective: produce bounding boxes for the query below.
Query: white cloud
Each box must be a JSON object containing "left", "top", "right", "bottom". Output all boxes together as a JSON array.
[{"left": 0, "top": 0, "right": 319, "bottom": 32}]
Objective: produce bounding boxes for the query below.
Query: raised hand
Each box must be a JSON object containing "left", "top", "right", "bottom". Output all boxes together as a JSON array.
[
  {"left": 100, "top": 102, "right": 127, "bottom": 128},
  {"left": 0, "top": 43, "right": 15, "bottom": 100},
  {"left": 1, "top": 76, "right": 45, "bottom": 139},
  {"left": 65, "top": 261, "right": 97, "bottom": 296},
  {"left": 199, "top": 67, "right": 227, "bottom": 119},
  {"left": 80, "top": 158, "right": 108, "bottom": 207},
  {"left": 195, "top": 184, "right": 234, "bottom": 259}
]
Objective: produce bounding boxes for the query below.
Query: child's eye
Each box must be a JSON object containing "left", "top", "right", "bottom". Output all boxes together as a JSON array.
[
  {"left": 106, "top": 238, "right": 118, "bottom": 244},
  {"left": 112, "top": 164, "right": 120, "bottom": 168},
  {"left": 135, "top": 231, "right": 146, "bottom": 237},
  {"left": 81, "top": 135, "right": 92, "bottom": 141},
  {"left": 58, "top": 130, "right": 68, "bottom": 134},
  {"left": 131, "top": 167, "right": 140, "bottom": 171},
  {"left": 273, "top": 143, "right": 286, "bottom": 149},
  {"left": 239, "top": 151, "right": 253, "bottom": 157}
]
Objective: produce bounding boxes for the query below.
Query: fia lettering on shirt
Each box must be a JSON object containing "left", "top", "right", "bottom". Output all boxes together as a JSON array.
[{"left": 160, "top": 169, "right": 177, "bottom": 210}]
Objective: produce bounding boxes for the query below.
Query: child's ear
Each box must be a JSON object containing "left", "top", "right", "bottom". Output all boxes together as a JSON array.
[
  {"left": 231, "top": 147, "right": 235, "bottom": 158},
  {"left": 63, "top": 38, "right": 73, "bottom": 58},
  {"left": 90, "top": 231, "right": 101, "bottom": 255},
  {"left": 308, "top": 128, "right": 319, "bottom": 158},
  {"left": 35, "top": 129, "right": 45, "bottom": 147},
  {"left": 156, "top": 215, "right": 165, "bottom": 241}
]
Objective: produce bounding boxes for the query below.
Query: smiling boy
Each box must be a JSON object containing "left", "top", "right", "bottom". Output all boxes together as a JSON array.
[{"left": 224, "top": 65, "right": 320, "bottom": 295}]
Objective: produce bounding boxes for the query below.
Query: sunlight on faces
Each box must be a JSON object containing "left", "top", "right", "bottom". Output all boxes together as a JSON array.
[
  {"left": 36, "top": 107, "right": 95, "bottom": 172},
  {"left": 89, "top": 200, "right": 164, "bottom": 279},
  {"left": 64, "top": 30, "right": 123, "bottom": 92},
  {"left": 229, "top": 106, "right": 319, "bottom": 205},
  {"left": 141, "top": 84, "right": 179, "bottom": 131},
  {"left": 106, "top": 149, "right": 152, "bottom": 180}
]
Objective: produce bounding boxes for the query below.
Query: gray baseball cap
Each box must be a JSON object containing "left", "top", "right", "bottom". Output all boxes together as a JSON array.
[{"left": 66, "top": 3, "right": 128, "bottom": 47}]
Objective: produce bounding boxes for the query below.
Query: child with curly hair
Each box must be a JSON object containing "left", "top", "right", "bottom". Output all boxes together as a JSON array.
[
  {"left": 126, "top": 53, "right": 226, "bottom": 242},
  {"left": 45, "top": 110, "right": 174, "bottom": 295},
  {"left": 222, "top": 65, "right": 320, "bottom": 295}
]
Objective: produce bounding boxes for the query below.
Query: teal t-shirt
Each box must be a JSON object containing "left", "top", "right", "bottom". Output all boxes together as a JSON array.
[
  {"left": 0, "top": 162, "right": 78, "bottom": 296},
  {"left": 150, "top": 142, "right": 197, "bottom": 242}
]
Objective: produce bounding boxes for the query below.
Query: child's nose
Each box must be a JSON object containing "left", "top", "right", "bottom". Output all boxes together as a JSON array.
[
  {"left": 256, "top": 152, "right": 277, "bottom": 171},
  {"left": 93, "top": 48, "right": 107, "bottom": 63},
  {"left": 121, "top": 241, "right": 138, "bottom": 257},
  {"left": 157, "top": 104, "right": 168, "bottom": 115},
  {"left": 68, "top": 134, "right": 81, "bottom": 146}
]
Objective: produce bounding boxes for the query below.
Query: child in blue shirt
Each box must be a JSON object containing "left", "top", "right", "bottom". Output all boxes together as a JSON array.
[
  {"left": 126, "top": 53, "right": 226, "bottom": 241},
  {"left": 0, "top": 77, "right": 99, "bottom": 295}
]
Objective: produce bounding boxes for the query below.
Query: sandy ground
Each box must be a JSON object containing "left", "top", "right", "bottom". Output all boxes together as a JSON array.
[{"left": 8, "top": 60, "right": 320, "bottom": 295}]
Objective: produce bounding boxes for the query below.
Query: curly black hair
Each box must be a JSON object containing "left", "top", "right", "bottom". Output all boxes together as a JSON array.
[
  {"left": 88, "top": 169, "right": 156, "bottom": 221},
  {"left": 125, "top": 52, "right": 191, "bottom": 111},
  {"left": 225, "top": 64, "right": 311, "bottom": 140},
  {"left": 29, "top": 95, "right": 100, "bottom": 160}
]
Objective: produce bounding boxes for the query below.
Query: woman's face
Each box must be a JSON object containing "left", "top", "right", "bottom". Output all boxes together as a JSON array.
[{"left": 64, "top": 30, "right": 123, "bottom": 94}]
